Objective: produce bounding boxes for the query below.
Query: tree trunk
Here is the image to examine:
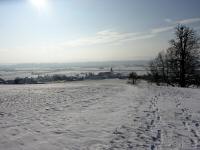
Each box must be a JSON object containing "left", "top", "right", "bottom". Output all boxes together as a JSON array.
[{"left": 179, "top": 32, "right": 186, "bottom": 87}]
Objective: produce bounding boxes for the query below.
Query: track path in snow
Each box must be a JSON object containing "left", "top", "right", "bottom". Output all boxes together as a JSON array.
[{"left": 0, "top": 80, "right": 200, "bottom": 150}]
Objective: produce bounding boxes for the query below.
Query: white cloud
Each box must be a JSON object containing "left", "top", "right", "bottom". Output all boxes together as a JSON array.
[
  {"left": 164, "top": 18, "right": 172, "bottom": 23},
  {"left": 176, "top": 17, "right": 200, "bottom": 24},
  {"left": 151, "top": 26, "right": 174, "bottom": 34},
  {"left": 62, "top": 26, "right": 173, "bottom": 48},
  {"left": 151, "top": 17, "right": 200, "bottom": 34},
  {"left": 62, "top": 17, "right": 200, "bottom": 47},
  {"left": 62, "top": 30, "right": 152, "bottom": 47}
]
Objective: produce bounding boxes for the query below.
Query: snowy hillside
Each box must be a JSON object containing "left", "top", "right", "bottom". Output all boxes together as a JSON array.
[{"left": 0, "top": 79, "right": 200, "bottom": 150}]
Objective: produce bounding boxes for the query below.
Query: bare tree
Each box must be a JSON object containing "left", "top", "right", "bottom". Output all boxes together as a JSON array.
[
  {"left": 169, "top": 25, "right": 200, "bottom": 87},
  {"left": 149, "top": 51, "right": 171, "bottom": 85},
  {"left": 149, "top": 25, "right": 200, "bottom": 87},
  {"left": 129, "top": 72, "right": 138, "bottom": 84}
]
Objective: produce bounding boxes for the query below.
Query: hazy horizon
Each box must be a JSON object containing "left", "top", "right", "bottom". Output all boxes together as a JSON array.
[
  {"left": 1, "top": 0, "right": 200, "bottom": 63},
  {"left": 0, "top": 59, "right": 149, "bottom": 65}
]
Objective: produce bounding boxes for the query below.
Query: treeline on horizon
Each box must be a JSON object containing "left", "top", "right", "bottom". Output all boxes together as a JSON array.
[{"left": 0, "top": 71, "right": 128, "bottom": 84}]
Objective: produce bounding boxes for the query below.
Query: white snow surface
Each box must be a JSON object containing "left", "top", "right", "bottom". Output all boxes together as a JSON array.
[{"left": 0, "top": 79, "right": 200, "bottom": 150}]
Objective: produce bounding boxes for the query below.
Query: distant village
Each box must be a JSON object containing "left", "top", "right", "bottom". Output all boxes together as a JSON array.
[{"left": 0, "top": 68, "right": 128, "bottom": 84}]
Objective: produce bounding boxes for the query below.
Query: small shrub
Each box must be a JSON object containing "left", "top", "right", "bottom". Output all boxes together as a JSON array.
[{"left": 129, "top": 72, "right": 138, "bottom": 84}]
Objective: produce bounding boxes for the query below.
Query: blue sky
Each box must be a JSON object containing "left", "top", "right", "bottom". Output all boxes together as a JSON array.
[{"left": 0, "top": 0, "right": 200, "bottom": 63}]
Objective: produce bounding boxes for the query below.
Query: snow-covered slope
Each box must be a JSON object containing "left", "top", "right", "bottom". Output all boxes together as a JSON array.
[{"left": 0, "top": 80, "right": 200, "bottom": 150}]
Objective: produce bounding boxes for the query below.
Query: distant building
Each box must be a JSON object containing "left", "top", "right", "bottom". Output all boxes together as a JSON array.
[{"left": 110, "top": 67, "right": 113, "bottom": 73}]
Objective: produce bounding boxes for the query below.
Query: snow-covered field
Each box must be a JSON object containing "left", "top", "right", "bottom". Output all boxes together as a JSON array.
[{"left": 0, "top": 79, "right": 200, "bottom": 150}]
